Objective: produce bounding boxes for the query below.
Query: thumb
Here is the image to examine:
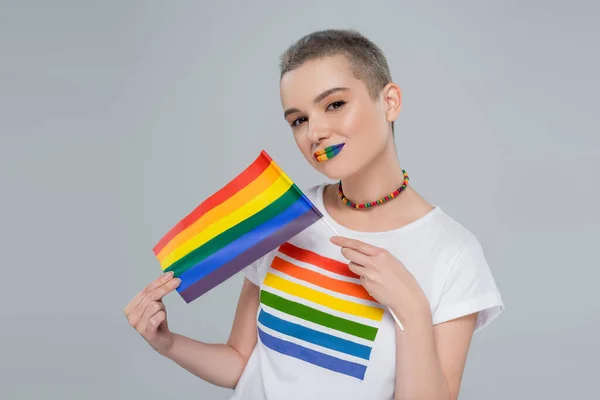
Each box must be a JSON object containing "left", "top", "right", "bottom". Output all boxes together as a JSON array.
[{"left": 148, "top": 311, "right": 167, "bottom": 335}]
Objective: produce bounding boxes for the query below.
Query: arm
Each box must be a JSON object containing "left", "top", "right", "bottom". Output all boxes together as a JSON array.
[
  {"left": 125, "top": 273, "right": 260, "bottom": 389},
  {"left": 391, "top": 302, "right": 478, "bottom": 400},
  {"left": 162, "top": 278, "right": 260, "bottom": 389},
  {"left": 329, "top": 236, "right": 480, "bottom": 400}
]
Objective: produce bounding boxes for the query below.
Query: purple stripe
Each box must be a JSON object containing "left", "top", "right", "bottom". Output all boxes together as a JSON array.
[{"left": 180, "top": 207, "right": 321, "bottom": 303}]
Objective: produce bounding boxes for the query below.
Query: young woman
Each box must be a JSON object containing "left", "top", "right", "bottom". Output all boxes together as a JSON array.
[{"left": 124, "top": 29, "right": 504, "bottom": 400}]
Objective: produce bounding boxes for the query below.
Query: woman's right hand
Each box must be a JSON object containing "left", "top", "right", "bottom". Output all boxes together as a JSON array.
[{"left": 124, "top": 271, "right": 181, "bottom": 355}]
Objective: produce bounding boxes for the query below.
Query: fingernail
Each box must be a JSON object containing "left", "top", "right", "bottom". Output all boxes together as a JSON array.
[
  {"left": 164, "top": 271, "right": 174, "bottom": 278},
  {"left": 171, "top": 278, "right": 180, "bottom": 285}
]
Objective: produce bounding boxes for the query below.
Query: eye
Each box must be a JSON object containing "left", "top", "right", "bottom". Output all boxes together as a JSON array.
[
  {"left": 327, "top": 101, "right": 346, "bottom": 110},
  {"left": 290, "top": 116, "right": 307, "bottom": 127},
  {"left": 288, "top": 101, "right": 345, "bottom": 128}
]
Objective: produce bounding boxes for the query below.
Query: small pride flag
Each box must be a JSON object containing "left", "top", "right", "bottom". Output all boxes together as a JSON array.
[{"left": 152, "top": 150, "right": 324, "bottom": 303}]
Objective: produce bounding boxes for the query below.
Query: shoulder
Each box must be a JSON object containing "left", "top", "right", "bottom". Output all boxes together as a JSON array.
[
  {"left": 302, "top": 182, "right": 327, "bottom": 202},
  {"left": 427, "top": 210, "right": 504, "bottom": 331},
  {"left": 432, "top": 209, "right": 480, "bottom": 248},
  {"left": 401, "top": 206, "right": 483, "bottom": 261},
  {"left": 430, "top": 209, "right": 498, "bottom": 291}
]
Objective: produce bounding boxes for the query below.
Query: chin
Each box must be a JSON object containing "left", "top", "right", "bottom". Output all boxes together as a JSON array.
[{"left": 312, "top": 155, "right": 361, "bottom": 181}]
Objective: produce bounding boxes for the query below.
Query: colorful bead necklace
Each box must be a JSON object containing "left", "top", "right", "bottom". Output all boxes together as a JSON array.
[{"left": 338, "top": 170, "right": 410, "bottom": 209}]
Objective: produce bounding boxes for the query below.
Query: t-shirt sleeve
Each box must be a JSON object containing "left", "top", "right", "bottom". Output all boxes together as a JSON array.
[
  {"left": 242, "top": 247, "right": 281, "bottom": 286},
  {"left": 243, "top": 258, "right": 261, "bottom": 286},
  {"left": 432, "top": 235, "right": 504, "bottom": 333}
]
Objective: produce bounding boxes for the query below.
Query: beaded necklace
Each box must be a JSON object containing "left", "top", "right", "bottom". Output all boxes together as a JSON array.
[{"left": 338, "top": 170, "right": 410, "bottom": 209}]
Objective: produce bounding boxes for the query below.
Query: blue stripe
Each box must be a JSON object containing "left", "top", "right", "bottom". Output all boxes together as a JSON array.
[
  {"left": 178, "top": 196, "right": 313, "bottom": 291},
  {"left": 258, "top": 309, "right": 372, "bottom": 360},
  {"left": 258, "top": 327, "right": 367, "bottom": 380}
]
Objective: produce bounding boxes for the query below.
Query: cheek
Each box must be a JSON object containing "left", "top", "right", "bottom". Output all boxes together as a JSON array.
[
  {"left": 339, "top": 104, "right": 379, "bottom": 138},
  {"left": 341, "top": 107, "right": 387, "bottom": 160},
  {"left": 293, "top": 133, "right": 315, "bottom": 161},
  {"left": 339, "top": 105, "right": 363, "bottom": 132}
]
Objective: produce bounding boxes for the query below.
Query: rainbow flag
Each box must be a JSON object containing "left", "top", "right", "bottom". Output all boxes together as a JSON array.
[{"left": 152, "top": 150, "right": 324, "bottom": 303}]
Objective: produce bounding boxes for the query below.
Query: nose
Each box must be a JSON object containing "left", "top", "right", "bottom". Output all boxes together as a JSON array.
[{"left": 307, "top": 120, "right": 332, "bottom": 143}]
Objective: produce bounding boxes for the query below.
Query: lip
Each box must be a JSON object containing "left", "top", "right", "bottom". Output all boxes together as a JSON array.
[{"left": 313, "top": 143, "right": 345, "bottom": 162}]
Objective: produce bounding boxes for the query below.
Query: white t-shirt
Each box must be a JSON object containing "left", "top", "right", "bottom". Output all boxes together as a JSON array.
[{"left": 230, "top": 183, "right": 504, "bottom": 400}]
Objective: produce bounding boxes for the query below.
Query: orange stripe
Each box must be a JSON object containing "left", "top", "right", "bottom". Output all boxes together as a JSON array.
[
  {"left": 278, "top": 242, "right": 359, "bottom": 279},
  {"left": 271, "top": 256, "right": 376, "bottom": 302},
  {"left": 156, "top": 162, "right": 282, "bottom": 262}
]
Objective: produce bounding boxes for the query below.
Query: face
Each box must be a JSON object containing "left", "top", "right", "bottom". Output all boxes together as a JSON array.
[{"left": 280, "top": 54, "right": 401, "bottom": 180}]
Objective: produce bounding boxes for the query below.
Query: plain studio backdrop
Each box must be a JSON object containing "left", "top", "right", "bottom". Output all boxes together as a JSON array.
[{"left": 1, "top": 1, "right": 598, "bottom": 399}]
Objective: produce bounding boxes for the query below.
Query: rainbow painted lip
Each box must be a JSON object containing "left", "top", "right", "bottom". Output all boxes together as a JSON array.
[{"left": 313, "top": 143, "right": 345, "bottom": 163}]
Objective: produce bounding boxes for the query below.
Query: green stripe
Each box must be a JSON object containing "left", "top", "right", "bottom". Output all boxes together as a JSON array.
[
  {"left": 260, "top": 290, "right": 378, "bottom": 341},
  {"left": 165, "top": 185, "right": 301, "bottom": 276}
]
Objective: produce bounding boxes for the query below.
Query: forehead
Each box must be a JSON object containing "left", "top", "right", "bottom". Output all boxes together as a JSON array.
[{"left": 279, "top": 55, "right": 362, "bottom": 107}]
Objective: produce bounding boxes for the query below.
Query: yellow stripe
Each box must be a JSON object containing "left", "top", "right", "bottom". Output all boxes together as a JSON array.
[
  {"left": 263, "top": 273, "right": 384, "bottom": 321},
  {"left": 157, "top": 162, "right": 281, "bottom": 262},
  {"left": 160, "top": 174, "right": 292, "bottom": 269},
  {"left": 270, "top": 162, "right": 294, "bottom": 187}
]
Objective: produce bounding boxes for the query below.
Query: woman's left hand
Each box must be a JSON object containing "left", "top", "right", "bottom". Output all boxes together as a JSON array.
[{"left": 330, "top": 235, "right": 431, "bottom": 323}]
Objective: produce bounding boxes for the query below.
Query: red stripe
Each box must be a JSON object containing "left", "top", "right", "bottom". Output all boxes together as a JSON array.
[
  {"left": 153, "top": 151, "right": 272, "bottom": 255},
  {"left": 278, "top": 242, "right": 360, "bottom": 279}
]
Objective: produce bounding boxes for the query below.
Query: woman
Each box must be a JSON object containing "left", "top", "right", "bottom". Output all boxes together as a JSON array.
[{"left": 124, "top": 29, "right": 504, "bottom": 400}]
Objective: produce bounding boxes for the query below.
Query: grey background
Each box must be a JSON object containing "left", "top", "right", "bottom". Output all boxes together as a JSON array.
[{"left": 1, "top": 0, "right": 598, "bottom": 399}]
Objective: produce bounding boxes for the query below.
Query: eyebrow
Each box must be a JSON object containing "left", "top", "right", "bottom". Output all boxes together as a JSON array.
[{"left": 283, "top": 86, "right": 350, "bottom": 119}]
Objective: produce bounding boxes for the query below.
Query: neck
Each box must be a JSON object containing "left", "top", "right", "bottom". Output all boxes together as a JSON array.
[{"left": 338, "top": 136, "right": 407, "bottom": 206}]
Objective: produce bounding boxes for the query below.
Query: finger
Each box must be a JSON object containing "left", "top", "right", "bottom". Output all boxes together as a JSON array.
[
  {"left": 136, "top": 277, "right": 179, "bottom": 315},
  {"left": 129, "top": 277, "right": 180, "bottom": 327},
  {"left": 124, "top": 271, "right": 174, "bottom": 316},
  {"left": 330, "top": 236, "right": 380, "bottom": 256},
  {"left": 351, "top": 269, "right": 368, "bottom": 289},
  {"left": 125, "top": 271, "right": 172, "bottom": 315},
  {"left": 148, "top": 311, "right": 167, "bottom": 332},
  {"left": 348, "top": 261, "right": 366, "bottom": 277},
  {"left": 138, "top": 301, "right": 166, "bottom": 335},
  {"left": 359, "top": 276, "right": 374, "bottom": 296},
  {"left": 349, "top": 261, "right": 377, "bottom": 282},
  {"left": 341, "top": 247, "right": 373, "bottom": 268}
]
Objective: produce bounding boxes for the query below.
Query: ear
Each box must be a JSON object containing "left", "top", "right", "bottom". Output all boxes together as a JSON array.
[{"left": 382, "top": 82, "right": 402, "bottom": 123}]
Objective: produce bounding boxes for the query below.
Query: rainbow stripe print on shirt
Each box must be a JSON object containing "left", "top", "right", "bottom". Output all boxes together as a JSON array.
[{"left": 257, "top": 241, "right": 385, "bottom": 380}]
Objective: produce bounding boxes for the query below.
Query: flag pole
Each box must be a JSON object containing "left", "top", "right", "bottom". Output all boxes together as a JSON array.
[{"left": 320, "top": 217, "right": 405, "bottom": 332}]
